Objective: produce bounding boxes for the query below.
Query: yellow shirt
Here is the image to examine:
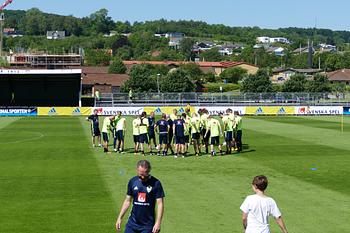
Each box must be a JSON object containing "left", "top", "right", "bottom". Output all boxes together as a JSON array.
[
  {"left": 132, "top": 118, "right": 140, "bottom": 136},
  {"left": 139, "top": 117, "right": 149, "bottom": 135}
]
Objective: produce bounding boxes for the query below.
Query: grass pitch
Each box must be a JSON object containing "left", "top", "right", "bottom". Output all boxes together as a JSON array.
[{"left": 0, "top": 115, "right": 350, "bottom": 233}]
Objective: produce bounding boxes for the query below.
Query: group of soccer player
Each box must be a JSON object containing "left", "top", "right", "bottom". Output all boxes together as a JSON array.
[{"left": 87, "top": 107, "right": 243, "bottom": 157}]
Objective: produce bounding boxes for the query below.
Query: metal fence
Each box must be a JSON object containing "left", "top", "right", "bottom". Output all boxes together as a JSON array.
[{"left": 95, "top": 92, "right": 350, "bottom": 107}]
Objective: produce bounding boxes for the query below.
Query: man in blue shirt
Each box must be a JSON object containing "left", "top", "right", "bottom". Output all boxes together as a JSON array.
[
  {"left": 173, "top": 115, "right": 186, "bottom": 158},
  {"left": 148, "top": 112, "right": 157, "bottom": 155},
  {"left": 86, "top": 109, "right": 101, "bottom": 148},
  {"left": 155, "top": 113, "right": 170, "bottom": 156},
  {"left": 116, "top": 160, "right": 165, "bottom": 233},
  {"left": 166, "top": 115, "right": 175, "bottom": 155}
]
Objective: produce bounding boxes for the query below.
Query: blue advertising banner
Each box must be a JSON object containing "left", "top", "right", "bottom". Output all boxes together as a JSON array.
[
  {"left": 0, "top": 108, "right": 38, "bottom": 116},
  {"left": 344, "top": 107, "right": 350, "bottom": 115}
]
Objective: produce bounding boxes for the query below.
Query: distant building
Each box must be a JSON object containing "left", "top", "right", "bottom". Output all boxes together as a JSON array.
[
  {"left": 266, "top": 47, "right": 285, "bottom": 56},
  {"left": 3, "top": 28, "right": 23, "bottom": 38},
  {"left": 47, "top": 31, "right": 66, "bottom": 40},
  {"left": 319, "top": 43, "right": 337, "bottom": 53},
  {"left": 327, "top": 69, "right": 350, "bottom": 85},
  {"left": 272, "top": 68, "right": 322, "bottom": 83},
  {"left": 165, "top": 32, "right": 185, "bottom": 49},
  {"left": 256, "top": 36, "right": 290, "bottom": 44},
  {"left": 256, "top": 36, "right": 270, "bottom": 44},
  {"left": 81, "top": 66, "right": 129, "bottom": 94},
  {"left": 269, "top": 37, "right": 290, "bottom": 44},
  {"left": 7, "top": 53, "right": 83, "bottom": 69},
  {"left": 123, "top": 60, "right": 258, "bottom": 76}
]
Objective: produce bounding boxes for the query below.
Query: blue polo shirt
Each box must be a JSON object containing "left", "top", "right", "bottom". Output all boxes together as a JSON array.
[
  {"left": 156, "top": 119, "right": 169, "bottom": 134},
  {"left": 126, "top": 176, "right": 165, "bottom": 229},
  {"left": 174, "top": 119, "right": 185, "bottom": 137},
  {"left": 148, "top": 117, "right": 155, "bottom": 134},
  {"left": 88, "top": 114, "right": 99, "bottom": 129}
]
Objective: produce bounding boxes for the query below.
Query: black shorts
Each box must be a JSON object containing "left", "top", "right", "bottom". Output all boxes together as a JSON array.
[
  {"left": 102, "top": 132, "right": 109, "bottom": 142},
  {"left": 133, "top": 135, "right": 139, "bottom": 143},
  {"left": 210, "top": 136, "right": 220, "bottom": 145},
  {"left": 184, "top": 135, "right": 190, "bottom": 143},
  {"left": 175, "top": 135, "right": 185, "bottom": 145},
  {"left": 92, "top": 127, "right": 101, "bottom": 137},
  {"left": 148, "top": 131, "right": 156, "bottom": 141},
  {"left": 159, "top": 133, "right": 168, "bottom": 145},
  {"left": 139, "top": 133, "right": 149, "bottom": 144},
  {"left": 192, "top": 132, "right": 200, "bottom": 140},
  {"left": 225, "top": 131, "right": 233, "bottom": 141},
  {"left": 115, "top": 130, "right": 124, "bottom": 141},
  {"left": 201, "top": 129, "right": 210, "bottom": 142},
  {"left": 168, "top": 130, "right": 174, "bottom": 145}
]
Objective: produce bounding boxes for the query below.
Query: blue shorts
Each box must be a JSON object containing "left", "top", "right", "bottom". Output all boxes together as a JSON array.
[
  {"left": 159, "top": 133, "right": 168, "bottom": 145},
  {"left": 92, "top": 127, "right": 101, "bottom": 137},
  {"left": 115, "top": 130, "right": 124, "bottom": 141},
  {"left": 139, "top": 133, "right": 149, "bottom": 144},
  {"left": 125, "top": 223, "right": 152, "bottom": 233},
  {"left": 102, "top": 132, "right": 109, "bottom": 142},
  {"left": 225, "top": 131, "right": 233, "bottom": 141},
  {"left": 148, "top": 131, "right": 156, "bottom": 140},
  {"left": 175, "top": 136, "right": 185, "bottom": 145}
]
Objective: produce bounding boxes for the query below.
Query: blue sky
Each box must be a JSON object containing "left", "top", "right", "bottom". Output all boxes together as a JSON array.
[{"left": 5, "top": 0, "right": 350, "bottom": 31}]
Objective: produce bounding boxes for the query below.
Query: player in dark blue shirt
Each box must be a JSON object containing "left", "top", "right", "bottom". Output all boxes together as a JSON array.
[
  {"left": 148, "top": 112, "right": 157, "bottom": 155},
  {"left": 86, "top": 109, "right": 101, "bottom": 147},
  {"left": 155, "top": 113, "right": 170, "bottom": 156},
  {"left": 116, "top": 160, "right": 165, "bottom": 233},
  {"left": 173, "top": 115, "right": 186, "bottom": 158},
  {"left": 166, "top": 115, "right": 175, "bottom": 155}
]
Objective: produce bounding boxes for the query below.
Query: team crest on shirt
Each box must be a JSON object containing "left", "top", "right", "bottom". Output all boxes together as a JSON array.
[
  {"left": 134, "top": 186, "right": 138, "bottom": 191},
  {"left": 147, "top": 185, "right": 152, "bottom": 193},
  {"left": 138, "top": 192, "right": 146, "bottom": 202}
]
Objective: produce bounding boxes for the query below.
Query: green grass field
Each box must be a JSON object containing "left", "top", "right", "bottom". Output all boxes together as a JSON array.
[{"left": 1, "top": 115, "right": 350, "bottom": 233}]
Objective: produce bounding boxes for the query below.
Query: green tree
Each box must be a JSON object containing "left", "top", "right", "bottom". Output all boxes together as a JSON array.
[
  {"left": 179, "top": 38, "right": 195, "bottom": 61},
  {"left": 325, "top": 53, "right": 344, "bottom": 71},
  {"left": 179, "top": 63, "right": 203, "bottom": 82},
  {"left": 160, "top": 69, "right": 195, "bottom": 92},
  {"left": 220, "top": 67, "right": 248, "bottom": 84},
  {"left": 121, "top": 64, "right": 158, "bottom": 92},
  {"left": 89, "top": 9, "right": 115, "bottom": 34},
  {"left": 108, "top": 57, "right": 127, "bottom": 74},
  {"left": 199, "top": 48, "right": 222, "bottom": 62},
  {"left": 241, "top": 69, "right": 273, "bottom": 93},
  {"left": 85, "top": 49, "right": 111, "bottom": 66},
  {"left": 282, "top": 74, "right": 309, "bottom": 92},
  {"left": 308, "top": 74, "right": 332, "bottom": 92}
]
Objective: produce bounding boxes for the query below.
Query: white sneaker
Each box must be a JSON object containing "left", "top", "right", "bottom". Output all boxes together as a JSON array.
[
  {"left": 113, "top": 148, "right": 117, "bottom": 152},
  {"left": 174, "top": 155, "right": 178, "bottom": 159},
  {"left": 98, "top": 144, "right": 102, "bottom": 147}
]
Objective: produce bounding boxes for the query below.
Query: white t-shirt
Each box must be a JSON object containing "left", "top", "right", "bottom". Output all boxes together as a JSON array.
[{"left": 240, "top": 194, "right": 282, "bottom": 233}]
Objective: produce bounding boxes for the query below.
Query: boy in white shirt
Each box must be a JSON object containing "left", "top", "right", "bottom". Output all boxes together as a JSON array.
[{"left": 240, "top": 175, "right": 288, "bottom": 233}]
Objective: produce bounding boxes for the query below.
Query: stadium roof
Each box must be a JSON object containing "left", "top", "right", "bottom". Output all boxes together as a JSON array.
[{"left": 0, "top": 69, "right": 82, "bottom": 75}]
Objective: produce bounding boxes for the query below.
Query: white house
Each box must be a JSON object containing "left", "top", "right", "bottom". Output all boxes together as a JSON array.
[
  {"left": 269, "top": 37, "right": 290, "bottom": 44},
  {"left": 256, "top": 36, "right": 270, "bottom": 44}
]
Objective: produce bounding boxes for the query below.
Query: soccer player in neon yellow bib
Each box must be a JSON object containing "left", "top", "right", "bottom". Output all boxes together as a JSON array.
[
  {"left": 101, "top": 115, "right": 115, "bottom": 154},
  {"left": 190, "top": 112, "right": 201, "bottom": 156},
  {"left": 205, "top": 115, "right": 223, "bottom": 156}
]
